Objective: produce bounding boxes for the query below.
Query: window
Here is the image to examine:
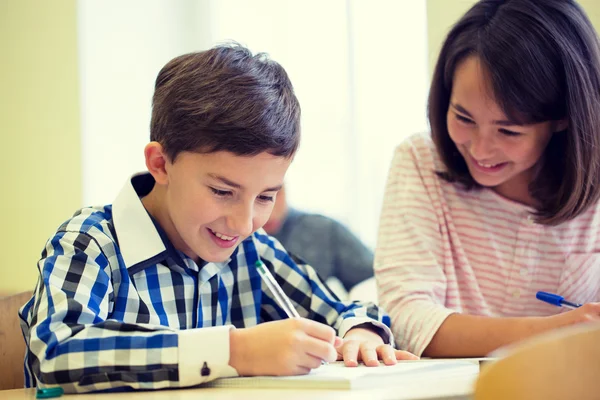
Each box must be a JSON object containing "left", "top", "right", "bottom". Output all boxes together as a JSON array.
[{"left": 78, "top": 0, "right": 429, "bottom": 247}]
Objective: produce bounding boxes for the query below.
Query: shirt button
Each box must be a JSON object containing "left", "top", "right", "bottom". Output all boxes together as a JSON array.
[
  {"left": 201, "top": 362, "right": 211, "bottom": 376},
  {"left": 520, "top": 268, "right": 529, "bottom": 276},
  {"left": 512, "top": 290, "right": 521, "bottom": 299},
  {"left": 527, "top": 215, "right": 535, "bottom": 225}
]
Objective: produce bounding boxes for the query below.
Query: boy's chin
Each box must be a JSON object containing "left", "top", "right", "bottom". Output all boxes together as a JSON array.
[{"left": 200, "top": 249, "right": 238, "bottom": 264}]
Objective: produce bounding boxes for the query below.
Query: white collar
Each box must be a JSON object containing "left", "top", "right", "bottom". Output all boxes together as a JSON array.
[{"left": 111, "top": 172, "right": 166, "bottom": 269}]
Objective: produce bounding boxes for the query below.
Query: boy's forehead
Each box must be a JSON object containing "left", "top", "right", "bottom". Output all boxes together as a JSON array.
[
  {"left": 188, "top": 149, "right": 292, "bottom": 165},
  {"left": 176, "top": 150, "right": 292, "bottom": 189}
]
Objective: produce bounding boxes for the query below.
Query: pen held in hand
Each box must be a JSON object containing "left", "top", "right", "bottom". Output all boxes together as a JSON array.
[
  {"left": 255, "top": 260, "right": 300, "bottom": 318},
  {"left": 254, "top": 260, "right": 328, "bottom": 366},
  {"left": 536, "top": 291, "right": 582, "bottom": 309}
]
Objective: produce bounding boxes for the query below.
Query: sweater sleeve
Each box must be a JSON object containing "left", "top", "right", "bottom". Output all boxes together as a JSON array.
[{"left": 374, "top": 137, "right": 455, "bottom": 356}]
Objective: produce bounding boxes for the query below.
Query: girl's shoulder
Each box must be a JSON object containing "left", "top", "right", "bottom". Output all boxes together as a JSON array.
[
  {"left": 567, "top": 197, "right": 600, "bottom": 229},
  {"left": 394, "top": 132, "right": 445, "bottom": 175}
]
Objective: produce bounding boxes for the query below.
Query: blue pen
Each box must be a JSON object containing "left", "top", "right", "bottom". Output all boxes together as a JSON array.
[{"left": 536, "top": 291, "right": 582, "bottom": 309}]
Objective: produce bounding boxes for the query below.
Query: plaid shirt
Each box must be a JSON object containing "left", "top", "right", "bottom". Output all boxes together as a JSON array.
[{"left": 19, "top": 173, "right": 393, "bottom": 393}]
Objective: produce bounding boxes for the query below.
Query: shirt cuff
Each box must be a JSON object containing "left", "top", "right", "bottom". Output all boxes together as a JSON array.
[
  {"left": 337, "top": 317, "right": 395, "bottom": 348},
  {"left": 178, "top": 325, "right": 239, "bottom": 387}
]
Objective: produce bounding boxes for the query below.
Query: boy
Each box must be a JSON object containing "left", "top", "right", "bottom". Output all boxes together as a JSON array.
[{"left": 19, "top": 44, "right": 416, "bottom": 393}]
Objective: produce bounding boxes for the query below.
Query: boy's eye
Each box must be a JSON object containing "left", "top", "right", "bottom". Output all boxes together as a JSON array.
[
  {"left": 455, "top": 114, "right": 474, "bottom": 124},
  {"left": 499, "top": 128, "right": 522, "bottom": 137},
  {"left": 210, "top": 187, "right": 232, "bottom": 197}
]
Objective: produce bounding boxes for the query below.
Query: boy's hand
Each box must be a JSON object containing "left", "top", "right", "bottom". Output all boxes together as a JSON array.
[
  {"left": 228, "top": 318, "right": 339, "bottom": 376},
  {"left": 336, "top": 327, "right": 419, "bottom": 367}
]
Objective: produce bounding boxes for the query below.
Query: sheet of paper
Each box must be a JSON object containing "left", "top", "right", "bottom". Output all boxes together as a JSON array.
[{"left": 202, "top": 359, "right": 480, "bottom": 390}]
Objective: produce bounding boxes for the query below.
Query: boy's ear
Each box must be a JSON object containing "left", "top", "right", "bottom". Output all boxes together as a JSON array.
[
  {"left": 144, "top": 142, "right": 170, "bottom": 185},
  {"left": 553, "top": 119, "right": 568, "bottom": 133}
]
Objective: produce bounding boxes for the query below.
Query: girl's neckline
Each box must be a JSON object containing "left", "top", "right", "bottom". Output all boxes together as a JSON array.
[{"left": 482, "top": 186, "right": 537, "bottom": 215}]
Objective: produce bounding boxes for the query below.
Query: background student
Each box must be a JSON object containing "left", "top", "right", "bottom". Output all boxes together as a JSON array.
[
  {"left": 264, "top": 185, "right": 374, "bottom": 294},
  {"left": 20, "top": 44, "right": 416, "bottom": 394},
  {"left": 375, "top": 0, "right": 600, "bottom": 358}
]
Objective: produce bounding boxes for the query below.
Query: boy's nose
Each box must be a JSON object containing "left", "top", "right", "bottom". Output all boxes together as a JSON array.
[{"left": 228, "top": 206, "right": 253, "bottom": 237}]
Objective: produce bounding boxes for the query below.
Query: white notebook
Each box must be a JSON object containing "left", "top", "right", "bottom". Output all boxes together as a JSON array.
[{"left": 201, "top": 360, "right": 481, "bottom": 390}]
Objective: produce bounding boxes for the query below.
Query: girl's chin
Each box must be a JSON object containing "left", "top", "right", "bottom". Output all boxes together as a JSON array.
[{"left": 469, "top": 169, "right": 508, "bottom": 187}]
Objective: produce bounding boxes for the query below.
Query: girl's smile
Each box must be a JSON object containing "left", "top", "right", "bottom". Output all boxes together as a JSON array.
[
  {"left": 467, "top": 153, "right": 509, "bottom": 174},
  {"left": 446, "top": 55, "right": 563, "bottom": 206}
]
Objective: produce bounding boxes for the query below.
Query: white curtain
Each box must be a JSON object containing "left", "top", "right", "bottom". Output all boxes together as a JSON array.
[{"left": 78, "top": 0, "right": 429, "bottom": 248}]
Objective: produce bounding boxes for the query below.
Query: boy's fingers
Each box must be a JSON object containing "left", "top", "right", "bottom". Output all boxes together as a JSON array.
[
  {"left": 299, "top": 318, "right": 336, "bottom": 343},
  {"left": 359, "top": 344, "right": 379, "bottom": 367},
  {"left": 376, "top": 345, "right": 398, "bottom": 365},
  {"left": 342, "top": 341, "right": 360, "bottom": 367},
  {"left": 394, "top": 349, "right": 419, "bottom": 360},
  {"left": 297, "top": 353, "right": 327, "bottom": 371},
  {"left": 305, "top": 336, "right": 338, "bottom": 363}
]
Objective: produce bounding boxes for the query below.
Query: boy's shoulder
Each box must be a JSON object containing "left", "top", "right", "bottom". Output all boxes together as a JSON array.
[
  {"left": 55, "top": 204, "right": 117, "bottom": 244},
  {"left": 248, "top": 228, "right": 284, "bottom": 253},
  {"left": 246, "top": 229, "right": 312, "bottom": 277},
  {"left": 244, "top": 228, "right": 302, "bottom": 266}
]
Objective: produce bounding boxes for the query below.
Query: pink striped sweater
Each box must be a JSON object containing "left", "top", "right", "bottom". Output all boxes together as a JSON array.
[{"left": 375, "top": 133, "right": 600, "bottom": 356}]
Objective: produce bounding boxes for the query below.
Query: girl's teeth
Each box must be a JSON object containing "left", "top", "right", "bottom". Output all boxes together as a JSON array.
[{"left": 477, "top": 160, "right": 497, "bottom": 168}]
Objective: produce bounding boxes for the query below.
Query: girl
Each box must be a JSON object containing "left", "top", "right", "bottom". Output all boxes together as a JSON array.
[{"left": 376, "top": 0, "right": 600, "bottom": 357}]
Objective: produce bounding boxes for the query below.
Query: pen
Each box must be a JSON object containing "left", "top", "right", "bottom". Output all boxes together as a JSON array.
[
  {"left": 255, "top": 260, "right": 300, "bottom": 318},
  {"left": 536, "top": 291, "right": 582, "bottom": 309},
  {"left": 255, "top": 260, "right": 328, "bottom": 366},
  {"left": 36, "top": 387, "right": 64, "bottom": 399}
]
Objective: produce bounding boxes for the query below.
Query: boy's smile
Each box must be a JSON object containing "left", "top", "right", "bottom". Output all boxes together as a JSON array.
[
  {"left": 207, "top": 227, "right": 239, "bottom": 249},
  {"left": 142, "top": 144, "right": 292, "bottom": 264}
]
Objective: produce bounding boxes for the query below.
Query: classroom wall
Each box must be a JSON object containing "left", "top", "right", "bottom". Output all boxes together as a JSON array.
[
  {"left": 427, "top": 0, "right": 600, "bottom": 77},
  {"left": 2, "top": 0, "right": 600, "bottom": 295},
  {"left": 0, "top": 0, "right": 81, "bottom": 295}
]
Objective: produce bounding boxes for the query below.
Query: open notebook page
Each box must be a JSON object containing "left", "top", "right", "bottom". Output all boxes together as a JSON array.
[{"left": 201, "top": 359, "right": 480, "bottom": 390}]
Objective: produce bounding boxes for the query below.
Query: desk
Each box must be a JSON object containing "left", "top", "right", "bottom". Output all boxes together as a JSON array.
[
  {"left": 0, "top": 359, "right": 489, "bottom": 400},
  {"left": 0, "top": 372, "right": 475, "bottom": 400}
]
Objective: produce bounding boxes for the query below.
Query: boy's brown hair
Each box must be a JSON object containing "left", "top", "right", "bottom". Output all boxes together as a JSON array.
[
  {"left": 428, "top": 0, "right": 600, "bottom": 225},
  {"left": 151, "top": 43, "right": 300, "bottom": 161}
]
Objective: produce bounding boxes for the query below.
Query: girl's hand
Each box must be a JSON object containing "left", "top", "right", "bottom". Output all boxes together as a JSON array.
[
  {"left": 549, "top": 303, "right": 600, "bottom": 328},
  {"left": 336, "top": 327, "right": 419, "bottom": 367}
]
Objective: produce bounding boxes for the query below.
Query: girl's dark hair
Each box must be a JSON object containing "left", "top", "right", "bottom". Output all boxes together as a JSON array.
[
  {"left": 428, "top": 0, "right": 600, "bottom": 225},
  {"left": 151, "top": 43, "right": 300, "bottom": 161}
]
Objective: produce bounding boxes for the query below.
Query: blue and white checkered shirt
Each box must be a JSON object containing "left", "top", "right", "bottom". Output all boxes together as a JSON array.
[{"left": 19, "top": 173, "right": 393, "bottom": 393}]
